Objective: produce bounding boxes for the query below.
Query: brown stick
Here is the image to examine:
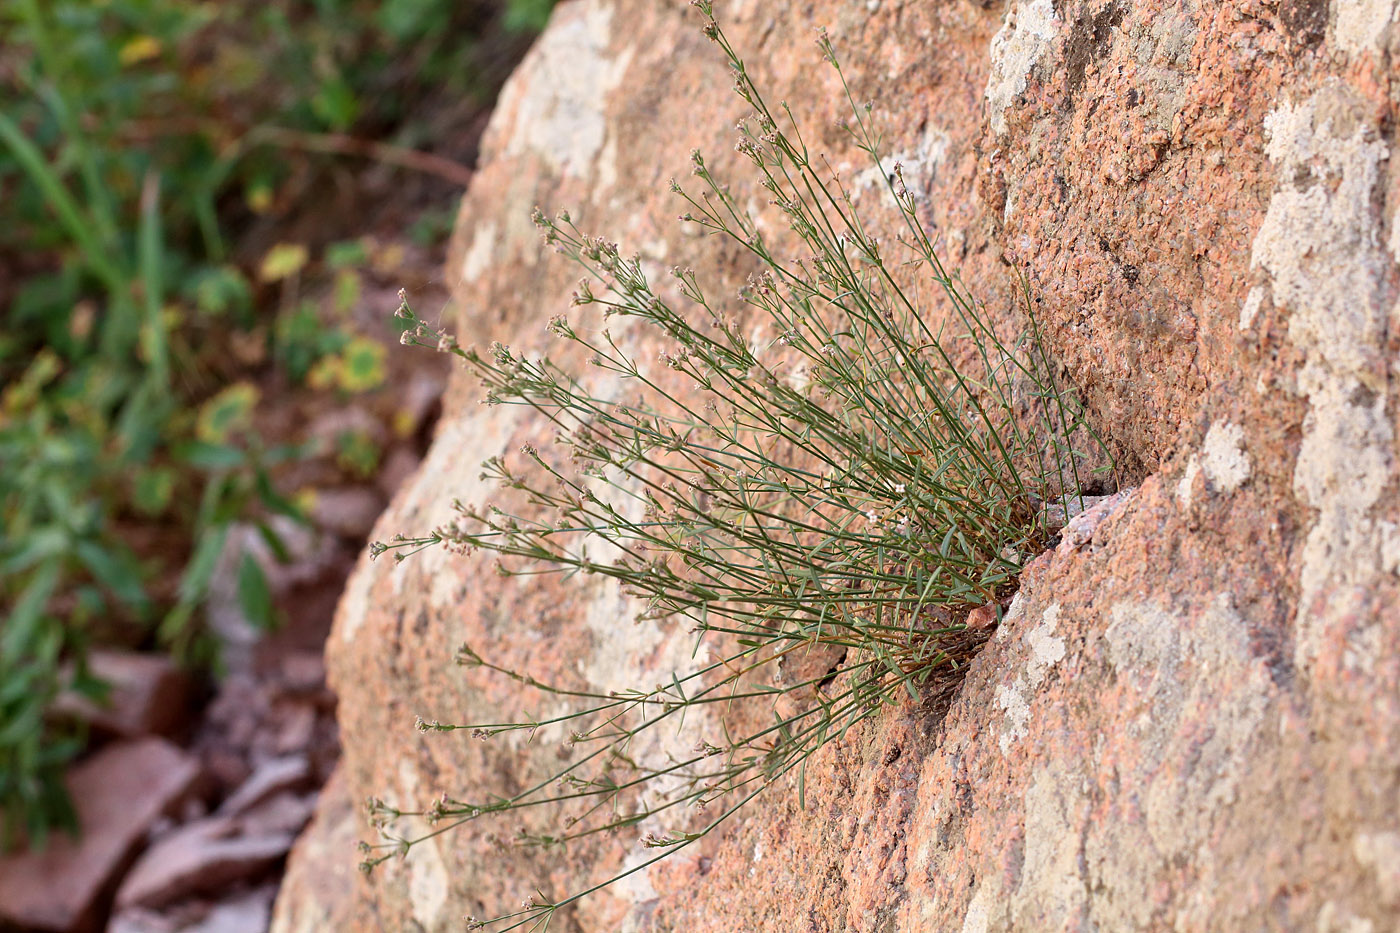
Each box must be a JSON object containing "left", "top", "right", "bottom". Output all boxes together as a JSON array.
[
  {"left": 113, "top": 117, "right": 475, "bottom": 187},
  {"left": 243, "top": 125, "right": 474, "bottom": 187}
]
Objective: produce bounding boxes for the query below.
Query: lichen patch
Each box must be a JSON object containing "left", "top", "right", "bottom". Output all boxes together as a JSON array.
[
  {"left": 1091, "top": 596, "right": 1273, "bottom": 930},
  {"left": 1201, "top": 421, "right": 1251, "bottom": 493},
  {"left": 1014, "top": 765, "right": 1089, "bottom": 928},
  {"left": 394, "top": 760, "right": 450, "bottom": 929},
  {"left": 1353, "top": 830, "right": 1400, "bottom": 905},
  {"left": 1316, "top": 899, "right": 1378, "bottom": 933},
  {"left": 1176, "top": 420, "right": 1250, "bottom": 509},
  {"left": 1253, "top": 88, "right": 1389, "bottom": 381},
  {"left": 996, "top": 681, "right": 1031, "bottom": 754},
  {"left": 997, "top": 601, "right": 1067, "bottom": 754},
  {"left": 985, "top": 0, "right": 1058, "bottom": 137},
  {"left": 1292, "top": 361, "right": 1393, "bottom": 654},
  {"left": 460, "top": 220, "right": 498, "bottom": 284},
  {"left": 1239, "top": 285, "right": 1266, "bottom": 332},
  {"left": 1025, "top": 603, "right": 1066, "bottom": 686},
  {"left": 852, "top": 123, "right": 952, "bottom": 195},
  {"left": 1333, "top": 0, "right": 1399, "bottom": 56},
  {"left": 1250, "top": 87, "right": 1395, "bottom": 670},
  {"left": 498, "top": 3, "right": 633, "bottom": 179}
]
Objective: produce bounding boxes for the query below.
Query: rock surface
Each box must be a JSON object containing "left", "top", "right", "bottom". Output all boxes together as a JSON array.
[
  {"left": 216, "top": 756, "right": 312, "bottom": 819},
  {"left": 268, "top": 770, "right": 363, "bottom": 933},
  {"left": 109, "top": 884, "right": 278, "bottom": 933},
  {"left": 276, "top": 1, "right": 1400, "bottom": 930},
  {"left": 307, "top": 487, "right": 386, "bottom": 542},
  {"left": 117, "top": 816, "right": 296, "bottom": 910},
  {"left": 0, "top": 738, "right": 200, "bottom": 933},
  {"left": 51, "top": 651, "right": 194, "bottom": 739}
]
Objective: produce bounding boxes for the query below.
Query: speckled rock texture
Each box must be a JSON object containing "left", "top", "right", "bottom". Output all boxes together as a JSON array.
[{"left": 274, "top": 0, "right": 1400, "bottom": 929}]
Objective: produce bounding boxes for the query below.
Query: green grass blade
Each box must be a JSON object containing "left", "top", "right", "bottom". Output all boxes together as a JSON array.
[{"left": 0, "top": 112, "right": 128, "bottom": 302}]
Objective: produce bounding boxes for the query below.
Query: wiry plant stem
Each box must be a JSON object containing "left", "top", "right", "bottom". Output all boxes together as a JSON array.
[{"left": 365, "top": 7, "right": 1109, "bottom": 930}]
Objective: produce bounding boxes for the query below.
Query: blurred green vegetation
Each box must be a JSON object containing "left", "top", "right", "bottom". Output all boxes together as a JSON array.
[{"left": 0, "top": 0, "right": 553, "bottom": 851}]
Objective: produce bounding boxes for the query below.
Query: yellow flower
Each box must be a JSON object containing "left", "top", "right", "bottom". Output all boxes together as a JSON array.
[
  {"left": 258, "top": 242, "right": 308, "bottom": 282},
  {"left": 336, "top": 337, "right": 387, "bottom": 393},
  {"left": 119, "top": 35, "right": 162, "bottom": 67},
  {"left": 196, "top": 382, "right": 259, "bottom": 443}
]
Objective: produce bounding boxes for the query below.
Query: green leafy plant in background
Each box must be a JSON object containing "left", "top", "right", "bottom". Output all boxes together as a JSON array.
[
  {"left": 0, "top": 0, "right": 294, "bottom": 847},
  {"left": 503, "top": 0, "right": 556, "bottom": 32},
  {"left": 368, "top": 7, "right": 1108, "bottom": 930},
  {"left": 0, "top": 0, "right": 556, "bottom": 850}
]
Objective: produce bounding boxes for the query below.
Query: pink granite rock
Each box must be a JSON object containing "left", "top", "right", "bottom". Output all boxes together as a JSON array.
[
  {"left": 276, "top": 1, "right": 1400, "bottom": 930},
  {"left": 191, "top": 885, "right": 277, "bottom": 933},
  {"left": 0, "top": 738, "right": 200, "bottom": 932},
  {"left": 51, "top": 651, "right": 194, "bottom": 739},
  {"left": 116, "top": 817, "right": 292, "bottom": 910},
  {"left": 269, "top": 769, "right": 365, "bottom": 933},
  {"left": 216, "top": 756, "right": 311, "bottom": 819},
  {"left": 308, "top": 487, "right": 385, "bottom": 541}
]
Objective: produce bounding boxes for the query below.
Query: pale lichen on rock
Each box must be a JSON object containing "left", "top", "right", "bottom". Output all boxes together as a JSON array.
[{"left": 985, "top": 0, "right": 1058, "bottom": 137}]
